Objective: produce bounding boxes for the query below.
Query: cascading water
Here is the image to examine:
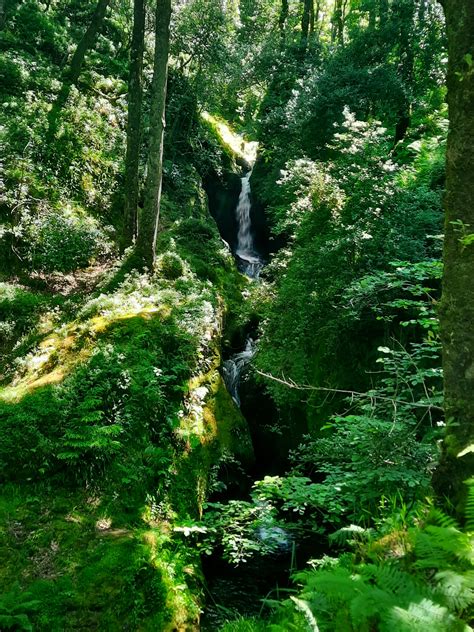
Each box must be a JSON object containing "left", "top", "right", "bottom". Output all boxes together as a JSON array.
[
  {"left": 223, "top": 337, "right": 255, "bottom": 407},
  {"left": 223, "top": 172, "right": 264, "bottom": 405},
  {"left": 234, "top": 172, "right": 264, "bottom": 279}
]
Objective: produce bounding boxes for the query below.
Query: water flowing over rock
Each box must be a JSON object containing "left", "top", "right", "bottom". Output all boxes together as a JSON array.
[
  {"left": 223, "top": 337, "right": 256, "bottom": 407},
  {"left": 235, "top": 172, "right": 264, "bottom": 279}
]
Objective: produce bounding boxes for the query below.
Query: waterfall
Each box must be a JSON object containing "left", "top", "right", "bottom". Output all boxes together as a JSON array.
[
  {"left": 223, "top": 337, "right": 255, "bottom": 407},
  {"left": 234, "top": 172, "right": 264, "bottom": 279}
]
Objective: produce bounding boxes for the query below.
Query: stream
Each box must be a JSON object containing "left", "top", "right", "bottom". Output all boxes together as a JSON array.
[{"left": 201, "top": 170, "right": 293, "bottom": 630}]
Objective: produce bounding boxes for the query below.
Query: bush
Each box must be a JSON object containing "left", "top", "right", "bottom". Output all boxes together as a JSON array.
[
  {"left": 157, "top": 253, "right": 185, "bottom": 280},
  {"left": 0, "top": 56, "right": 24, "bottom": 96},
  {"left": 0, "top": 283, "right": 47, "bottom": 347},
  {"left": 20, "top": 206, "right": 112, "bottom": 272}
]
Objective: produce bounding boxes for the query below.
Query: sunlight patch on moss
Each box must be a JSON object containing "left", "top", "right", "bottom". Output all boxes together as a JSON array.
[
  {"left": 0, "top": 282, "right": 178, "bottom": 402},
  {"left": 202, "top": 112, "right": 258, "bottom": 165}
]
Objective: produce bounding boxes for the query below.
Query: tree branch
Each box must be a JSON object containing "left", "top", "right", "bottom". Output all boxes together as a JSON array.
[{"left": 256, "top": 370, "right": 444, "bottom": 412}]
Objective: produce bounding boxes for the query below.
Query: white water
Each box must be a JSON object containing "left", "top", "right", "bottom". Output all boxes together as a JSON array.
[
  {"left": 223, "top": 337, "right": 256, "bottom": 407},
  {"left": 235, "top": 172, "right": 264, "bottom": 279}
]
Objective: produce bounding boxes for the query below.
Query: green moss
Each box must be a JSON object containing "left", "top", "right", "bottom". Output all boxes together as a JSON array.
[
  {"left": 171, "top": 364, "right": 253, "bottom": 518},
  {"left": 0, "top": 103, "right": 254, "bottom": 625},
  {"left": 0, "top": 485, "right": 203, "bottom": 630}
]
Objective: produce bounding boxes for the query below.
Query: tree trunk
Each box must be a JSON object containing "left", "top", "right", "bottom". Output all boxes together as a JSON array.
[
  {"left": 47, "top": 0, "right": 111, "bottom": 141},
  {"left": 301, "top": 0, "right": 312, "bottom": 46},
  {"left": 433, "top": 0, "right": 474, "bottom": 515},
  {"left": 331, "top": 0, "right": 344, "bottom": 44},
  {"left": 0, "top": 0, "right": 6, "bottom": 30},
  {"left": 122, "top": 0, "right": 146, "bottom": 249},
  {"left": 134, "top": 0, "right": 171, "bottom": 269},
  {"left": 278, "top": 0, "right": 289, "bottom": 40}
]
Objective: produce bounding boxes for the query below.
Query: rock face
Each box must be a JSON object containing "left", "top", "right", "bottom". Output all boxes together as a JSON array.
[
  {"left": 248, "top": 180, "right": 272, "bottom": 259},
  {"left": 204, "top": 171, "right": 241, "bottom": 250},
  {"left": 204, "top": 170, "right": 271, "bottom": 260}
]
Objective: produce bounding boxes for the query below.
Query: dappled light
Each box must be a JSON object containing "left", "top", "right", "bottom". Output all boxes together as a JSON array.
[{"left": 0, "top": 0, "right": 472, "bottom": 630}]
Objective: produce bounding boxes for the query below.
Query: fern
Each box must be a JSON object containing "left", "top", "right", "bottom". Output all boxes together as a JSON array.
[
  {"left": 349, "top": 585, "right": 397, "bottom": 630},
  {"left": 429, "top": 506, "right": 461, "bottom": 529},
  {"left": 361, "top": 564, "right": 425, "bottom": 600},
  {"left": 295, "top": 567, "right": 361, "bottom": 604},
  {"left": 275, "top": 492, "right": 474, "bottom": 632},
  {"left": 434, "top": 570, "right": 474, "bottom": 611},
  {"left": 465, "top": 479, "right": 474, "bottom": 532},
  {"left": 384, "top": 599, "right": 462, "bottom": 632},
  {"left": 413, "top": 525, "right": 473, "bottom": 567}
]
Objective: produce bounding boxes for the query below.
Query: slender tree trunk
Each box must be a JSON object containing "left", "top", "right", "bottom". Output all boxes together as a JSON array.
[
  {"left": 392, "top": 0, "right": 414, "bottom": 145},
  {"left": 331, "top": 0, "right": 344, "bottom": 44},
  {"left": 47, "top": 0, "right": 111, "bottom": 141},
  {"left": 313, "top": 0, "right": 322, "bottom": 37},
  {"left": 433, "top": 0, "right": 474, "bottom": 515},
  {"left": 0, "top": 0, "right": 6, "bottom": 30},
  {"left": 122, "top": 0, "right": 146, "bottom": 249},
  {"left": 301, "top": 0, "right": 312, "bottom": 47},
  {"left": 279, "top": 0, "right": 289, "bottom": 40},
  {"left": 134, "top": 0, "right": 171, "bottom": 269}
]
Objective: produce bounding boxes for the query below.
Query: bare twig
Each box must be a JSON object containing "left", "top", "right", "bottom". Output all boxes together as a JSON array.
[{"left": 256, "top": 370, "right": 444, "bottom": 412}]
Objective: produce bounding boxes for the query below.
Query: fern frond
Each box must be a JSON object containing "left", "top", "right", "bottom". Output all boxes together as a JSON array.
[
  {"left": 296, "top": 567, "right": 361, "bottom": 605},
  {"left": 330, "top": 524, "right": 374, "bottom": 546},
  {"left": 349, "top": 585, "right": 397, "bottom": 629},
  {"left": 361, "top": 563, "right": 425, "bottom": 599},
  {"left": 289, "top": 597, "right": 320, "bottom": 631},
  {"left": 465, "top": 479, "right": 474, "bottom": 532},
  {"left": 413, "top": 526, "right": 472, "bottom": 567},
  {"left": 428, "top": 507, "right": 460, "bottom": 530},
  {"left": 433, "top": 569, "right": 474, "bottom": 611},
  {"left": 383, "top": 598, "right": 459, "bottom": 632}
]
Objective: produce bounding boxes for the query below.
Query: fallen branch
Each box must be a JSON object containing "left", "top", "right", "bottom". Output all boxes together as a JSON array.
[{"left": 256, "top": 370, "right": 444, "bottom": 412}]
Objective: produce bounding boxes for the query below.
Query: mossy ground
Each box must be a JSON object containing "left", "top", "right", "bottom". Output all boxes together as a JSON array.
[{"left": 0, "top": 198, "right": 252, "bottom": 629}]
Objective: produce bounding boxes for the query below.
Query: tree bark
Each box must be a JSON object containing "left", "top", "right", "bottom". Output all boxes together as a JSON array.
[
  {"left": 122, "top": 0, "right": 146, "bottom": 249},
  {"left": 279, "top": 0, "right": 289, "bottom": 40},
  {"left": 433, "top": 0, "right": 474, "bottom": 515},
  {"left": 331, "top": 0, "right": 344, "bottom": 44},
  {"left": 134, "top": 0, "right": 171, "bottom": 269},
  {"left": 47, "top": 0, "right": 111, "bottom": 140},
  {"left": 0, "top": 0, "right": 6, "bottom": 30},
  {"left": 301, "top": 0, "right": 312, "bottom": 46}
]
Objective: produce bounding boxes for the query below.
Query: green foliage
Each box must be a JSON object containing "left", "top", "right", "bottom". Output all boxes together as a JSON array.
[
  {"left": 0, "top": 283, "right": 49, "bottom": 349},
  {"left": 0, "top": 306, "right": 194, "bottom": 486},
  {"left": 198, "top": 499, "right": 287, "bottom": 564},
  {"left": 19, "top": 205, "right": 112, "bottom": 272},
  {"left": 257, "top": 112, "right": 443, "bottom": 424},
  {"left": 157, "top": 252, "right": 185, "bottom": 280},
  {"left": 221, "top": 618, "right": 269, "bottom": 632},
  {"left": 0, "top": 0, "right": 456, "bottom": 629},
  {"left": 287, "top": 414, "right": 434, "bottom": 527},
  {"left": 231, "top": 489, "right": 474, "bottom": 631},
  {"left": 271, "top": 496, "right": 474, "bottom": 632},
  {"left": 0, "top": 583, "right": 40, "bottom": 631}
]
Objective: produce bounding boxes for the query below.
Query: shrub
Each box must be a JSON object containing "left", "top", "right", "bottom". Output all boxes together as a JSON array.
[
  {"left": 0, "top": 283, "right": 46, "bottom": 346},
  {"left": 157, "top": 253, "right": 185, "bottom": 280},
  {"left": 20, "top": 206, "right": 112, "bottom": 272},
  {"left": 0, "top": 56, "right": 24, "bottom": 96}
]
